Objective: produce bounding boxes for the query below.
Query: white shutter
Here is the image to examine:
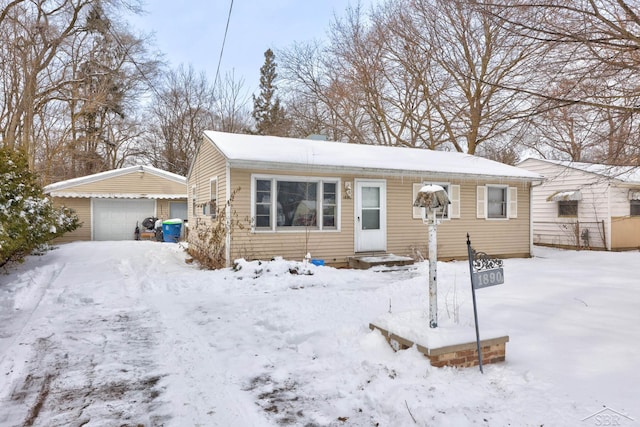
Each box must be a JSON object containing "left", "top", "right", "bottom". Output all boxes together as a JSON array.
[
  {"left": 449, "top": 185, "right": 460, "bottom": 219},
  {"left": 412, "top": 183, "right": 423, "bottom": 219},
  {"left": 509, "top": 187, "right": 518, "bottom": 218},
  {"left": 476, "top": 186, "right": 486, "bottom": 218}
]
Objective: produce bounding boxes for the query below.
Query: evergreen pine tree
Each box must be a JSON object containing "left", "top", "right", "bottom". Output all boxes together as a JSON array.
[
  {"left": 252, "top": 49, "right": 288, "bottom": 136},
  {"left": 0, "top": 148, "right": 79, "bottom": 267}
]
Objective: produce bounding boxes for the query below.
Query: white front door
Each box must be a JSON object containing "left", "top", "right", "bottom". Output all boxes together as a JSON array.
[{"left": 355, "top": 180, "right": 386, "bottom": 252}]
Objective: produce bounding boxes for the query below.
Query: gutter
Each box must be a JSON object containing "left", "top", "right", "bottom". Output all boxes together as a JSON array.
[{"left": 227, "top": 160, "right": 541, "bottom": 183}]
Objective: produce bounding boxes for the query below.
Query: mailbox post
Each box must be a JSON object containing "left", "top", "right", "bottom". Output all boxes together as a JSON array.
[{"left": 414, "top": 185, "right": 450, "bottom": 329}]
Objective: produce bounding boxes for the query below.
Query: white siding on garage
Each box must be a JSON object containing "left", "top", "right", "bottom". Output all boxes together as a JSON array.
[
  {"left": 169, "top": 201, "right": 188, "bottom": 220},
  {"left": 92, "top": 199, "right": 156, "bottom": 241}
]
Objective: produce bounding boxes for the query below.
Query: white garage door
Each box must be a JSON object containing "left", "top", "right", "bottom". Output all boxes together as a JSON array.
[{"left": 92, "top": 199, "right": 156, "bottom": 241}]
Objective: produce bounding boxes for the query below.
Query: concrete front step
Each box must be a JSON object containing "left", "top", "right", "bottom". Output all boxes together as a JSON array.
[{"left": 348, "top": 254, "right": 415, "bottom": 269}]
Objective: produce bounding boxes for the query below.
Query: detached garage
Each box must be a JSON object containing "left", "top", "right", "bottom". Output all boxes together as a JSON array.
[{"left": 44, "top": 165, "right": 187, "bottom": 242}]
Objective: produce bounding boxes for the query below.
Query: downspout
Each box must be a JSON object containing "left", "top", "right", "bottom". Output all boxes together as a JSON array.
[
  {"left": 530, "top": 180, "right": 543, "bottom": 257},
  {"left": 225, "top": 160, "right": 232, "bottom": 267},
  {"left": 606, "top": 183, "right": 612, "bottom": 251}
]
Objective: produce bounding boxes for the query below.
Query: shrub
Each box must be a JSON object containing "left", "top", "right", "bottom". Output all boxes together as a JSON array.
[
  {"left": 187, "top": 188, "right": 245, "bottom": 270},
  {"left": 0, "top": 147, "right": 80, "bottom": 267}
]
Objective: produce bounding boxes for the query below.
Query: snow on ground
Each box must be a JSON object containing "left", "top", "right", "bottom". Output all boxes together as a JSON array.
[{"left": 0, "top": 241, "right": 638, "bottom": 426}]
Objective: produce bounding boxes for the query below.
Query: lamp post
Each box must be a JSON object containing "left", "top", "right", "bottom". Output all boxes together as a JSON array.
[{"left": 413, "top": 185, "right": 450, "bottom": 329}]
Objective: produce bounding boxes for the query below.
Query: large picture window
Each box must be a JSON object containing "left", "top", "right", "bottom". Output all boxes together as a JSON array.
[
  {"left": 631, "top": 200, "right": 640, "bottom": 216},
  {"left": 254, "top": 176, "right": 339, "bottom": 231}
]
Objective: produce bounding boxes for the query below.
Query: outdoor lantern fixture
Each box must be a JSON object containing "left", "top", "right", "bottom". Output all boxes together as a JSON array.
[{"left": 413, "top": 184, "right": 450, "bottom": 328}]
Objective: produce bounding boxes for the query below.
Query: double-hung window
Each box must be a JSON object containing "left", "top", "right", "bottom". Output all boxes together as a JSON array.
[
  {"left": 487, "top": 186, "right": 508, "bottom": 219},
  {"left": 477, "top": 185, "right": 517, "bottom": 219},
  {"left": 253, "top": 176, "right": 339, "bottom": 231}
]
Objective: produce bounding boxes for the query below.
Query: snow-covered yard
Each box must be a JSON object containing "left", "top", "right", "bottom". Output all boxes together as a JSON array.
[{"left": 0, "top": 241, "right": 638, "bottom": 426}]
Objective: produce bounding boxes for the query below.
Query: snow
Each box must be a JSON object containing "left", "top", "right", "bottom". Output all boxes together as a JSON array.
[
  {"left": 43, "top": 165, "right": 186, "bottom": 193},
  {"left": 205, "top": 131, "right": 542, "bottom": 180},
  {"left": 521, "top": 158, "right": 640, "bottom": 184},
  {"left": 1, "top": 242, "right": 639, "bottom": 426}
]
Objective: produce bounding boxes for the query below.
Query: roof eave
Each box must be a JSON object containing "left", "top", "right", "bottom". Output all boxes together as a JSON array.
[{"left": 227, "top": 159, "right": 540, "bottom": 182}]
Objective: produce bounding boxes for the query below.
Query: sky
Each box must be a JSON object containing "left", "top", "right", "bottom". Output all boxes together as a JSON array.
[
  {"left": 130, "top": 0, "right": 379, "bottom": 95},
  {"left": 1, "top": 242, "right": 638, "bottom": 425}
]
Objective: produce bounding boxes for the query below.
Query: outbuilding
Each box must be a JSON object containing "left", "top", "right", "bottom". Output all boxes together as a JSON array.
[
  {"left": 45, "top": 165, "right": 187, "bottom": 242},
  {"left": 517, "top": 158, "right": 640, "bottom": 250},
  {"left": 187, "top": 131, "right": 542, "bottom": 267}
]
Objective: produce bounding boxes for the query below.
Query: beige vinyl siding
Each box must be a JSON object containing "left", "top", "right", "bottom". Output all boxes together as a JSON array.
[
  {"left": 611, "top": 216, "right": 640, "bottom": 249},
  {"left": 63, "top": 170, "right": 186, "bottom": 195},
  {"left": 156, "top": 200, "right": 172, "bottom": 220},
  {"left": 187, "top": 137, "right": 228, "bottom": 228},
  {"left": 189, "top": 138, "right": 533, "bottom": 265},
  {"left": 225, "top": 171, "right": 531, "bottom": 264},
  {"left": 50, "top": 197, "right": 91, "bottom": 243},
  {"left": 227, "top": 168, "right": 355, "bottom": 264},
  {"left": 387, "top": 178, "right": 531, "bottom": 260}
]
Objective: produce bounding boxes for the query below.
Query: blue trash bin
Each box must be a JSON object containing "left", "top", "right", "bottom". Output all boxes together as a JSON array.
[{"left": 162, "top": 219, "right": 182, "bottom": 242}]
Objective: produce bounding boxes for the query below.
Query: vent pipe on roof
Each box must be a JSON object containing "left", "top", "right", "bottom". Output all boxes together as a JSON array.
[{"left": 306, "top": 134, "right": 327, "bottom": 141}]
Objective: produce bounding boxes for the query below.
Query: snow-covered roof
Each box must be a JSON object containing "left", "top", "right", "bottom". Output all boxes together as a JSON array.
[
  {"left": 203, "top": 131, "right": 542, "bottom": 181},
  {"left": 44, "top": 165, "right": 186, "bottom": 193},
  {"left": 519, "top": 158, "right": 640, "bottom": 184},
  {"left": 547, "top": 190, "right": 582, "bottom": 202}
]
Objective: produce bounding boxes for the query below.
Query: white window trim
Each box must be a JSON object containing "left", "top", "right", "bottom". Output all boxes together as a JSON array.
[
  {"left": 412, "top": 182, "right": 460, "bottom": 220},
  {"left": 477, "top": 185, "right": 517, "bottom": 220},
  {"left": 251, "top": 174, "right": 341, "bottom": 233}
]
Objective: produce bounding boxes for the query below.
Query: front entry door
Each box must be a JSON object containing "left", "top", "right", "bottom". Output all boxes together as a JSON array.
[{"left": 355, "top": 180, "right": 386, "bottom": 252}]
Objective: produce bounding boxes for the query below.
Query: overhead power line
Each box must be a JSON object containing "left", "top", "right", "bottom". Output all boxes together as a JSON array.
[{"left": 214, "top": 0, "right": 234, "bottom": 90}]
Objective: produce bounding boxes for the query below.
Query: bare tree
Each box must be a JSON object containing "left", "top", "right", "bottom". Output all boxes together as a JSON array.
[
  {"left": 0, "top": 0, "right": 158, "bottom": 182},
  {"left": 280, "top": 0, "right": 538, "bottom": 154},
  {"left": 214, "top": 70, "right": 252, "bottom": 133},
  {"left": 0, "top": 0, "right": 92, "bottom": 168},
  {"left": 480, "top": 0, "right": 640, "bottom": 164},
  {"left": 144, "top": 64, "right": 216, "bottom": 176}
]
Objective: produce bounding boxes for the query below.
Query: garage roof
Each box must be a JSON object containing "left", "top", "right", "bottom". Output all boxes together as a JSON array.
[{"left": 44, "top": 165, "right": 187, "bottom": 198}]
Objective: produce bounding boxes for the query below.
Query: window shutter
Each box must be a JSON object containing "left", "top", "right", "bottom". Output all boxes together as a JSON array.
[
  {"left": 449, "top": 185, "right": 460, "bottom": 218},
  {"left": 476, "top": 186, "right": 486, "bottom": 218},
  {"left": 509, "top": 187, "right": 518, "bottom": 218},
  {"left": 412, "top": 183, "right": 423, "bottom": 219}
]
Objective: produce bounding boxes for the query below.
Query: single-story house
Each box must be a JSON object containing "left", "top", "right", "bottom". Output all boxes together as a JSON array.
[
  {"left": 516, "top": 158, "right": 640, "bottom": 250},
  {"left": 187, "top": 131, "right": 542, "bottom": 267},
  {"left": 44, "top": 165, "right": 188, "bottom": 242}
]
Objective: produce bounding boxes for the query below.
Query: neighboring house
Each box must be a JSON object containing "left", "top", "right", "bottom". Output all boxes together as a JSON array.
[
  {"left": 517, "top": 158, "right": 640, "bottom": 250},
  {"left": 187, "top": 131, "right": 542, "bottom": 267},
  {"left": 44, "top": 165, "right": 188, "bottom": 242}
]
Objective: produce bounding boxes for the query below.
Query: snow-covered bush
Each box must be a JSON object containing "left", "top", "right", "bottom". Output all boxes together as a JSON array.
[{"left": 0, "top": 147, "right": 79, "bottom": 267}]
